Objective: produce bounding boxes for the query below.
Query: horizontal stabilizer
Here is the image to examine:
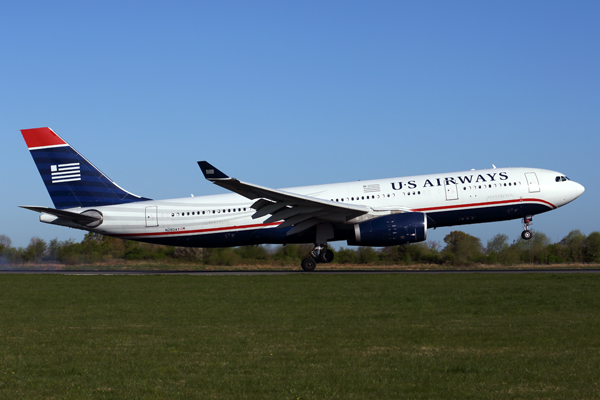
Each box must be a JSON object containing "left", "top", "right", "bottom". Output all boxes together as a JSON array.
[{"left": 20, "top": 206, "right": 103, "bottom": 227}]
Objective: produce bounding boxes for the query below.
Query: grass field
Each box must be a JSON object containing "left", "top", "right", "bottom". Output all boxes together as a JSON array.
[{"left": 1, "top": 273, "right": 599, "bottom": 399}]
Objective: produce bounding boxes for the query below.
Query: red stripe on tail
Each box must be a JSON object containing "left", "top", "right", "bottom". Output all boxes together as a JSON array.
[{"left": 21, "top": 127, "right": 66, "bottom": 149}]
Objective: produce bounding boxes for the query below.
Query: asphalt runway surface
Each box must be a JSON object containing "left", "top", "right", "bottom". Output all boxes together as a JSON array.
[{"left": 1, "top": 269, "right": 599, "bottom": 275}]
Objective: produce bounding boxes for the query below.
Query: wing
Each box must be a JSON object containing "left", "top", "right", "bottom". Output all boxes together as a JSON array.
[{"left": 198, "top": 161, "right": 369, "bottom": 236}]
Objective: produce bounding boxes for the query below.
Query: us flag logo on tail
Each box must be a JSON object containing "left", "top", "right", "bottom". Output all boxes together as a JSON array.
[{"left": 51, "top": 163, "right": 81, "bottom": 183}]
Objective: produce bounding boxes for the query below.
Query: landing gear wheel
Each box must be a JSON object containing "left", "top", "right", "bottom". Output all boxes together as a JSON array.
[
  {"left": 521, "top": 230, "right": 532, "bottom": 240},
  {"left": 301, "top": 257, "right": 317, "bottom": 272},
  {"left": 319, "top": 249, "right": 334, "bottom": 263}
]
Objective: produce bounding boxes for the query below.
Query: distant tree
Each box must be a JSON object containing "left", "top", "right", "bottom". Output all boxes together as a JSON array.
[
  {"left": 560, "top": 230, "right": 587, "bottom": 263},
  {"left": 585, "top": 232, "right": 600, "bottom": 263},
  {"left": 47, "top": 238, "right": 60, "bottom": 261},
  {"left": 82, "top": 231, "right": 104, "bottom": 244},
  {"left": 272, "top": 244, "right": 302, "bottom": 264},
  {"left": 24, "top": 237, "right": 47, "bottom": 263},
  {"left": 357, "top": 246, "right": 379, "bottom": 264},
  {"left": 487, "top": 233, "right": 509, "bottom": 255},
  {"left": 524, "top": 231, "right": 551, "bottom": 264},
  {"left": 428, "top": 240, "right": 442, "bottom": 252},
  {"left": 498, "top": 240, "right": 522, "bottom": 266},
  {"left": 443, "top": 231, "right": 483, "bottom": 265},
  {"left": 335, "top": 247, "right": 359, "bottom": 264},
  {"left": 381, "top": 242, "right": 439, "bottom": 265},
  {"left": 235, "top": 246, "right": 269, "bottom": 262},
  {"left": 205, "top": 248, "right": 241, "bottom": 266},
  {"left": 0, "top": 234, "right": 11, "bottom": 250},
  {"left": 173, "top": 247, "right": 205, "bottom": 261}
]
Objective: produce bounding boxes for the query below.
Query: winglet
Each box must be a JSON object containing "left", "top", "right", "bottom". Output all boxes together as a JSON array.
[{"left": 198, "top": 161, "right": 230, "bottom": 180}]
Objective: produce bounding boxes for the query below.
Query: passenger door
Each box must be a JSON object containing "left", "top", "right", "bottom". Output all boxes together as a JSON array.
[
  {"left": 525, "top": 172, "right": 540, "bottom": 193},
  {"left": 145, "top": 206, "right": 158, "bottom": 227}
]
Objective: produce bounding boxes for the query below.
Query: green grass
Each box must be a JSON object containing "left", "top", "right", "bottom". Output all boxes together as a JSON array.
[{"left": 1, "top": 274, "right": 600, "bottom": 399}]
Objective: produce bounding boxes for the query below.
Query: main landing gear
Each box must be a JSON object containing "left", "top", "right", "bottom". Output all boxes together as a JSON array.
[
  {"left": 521, "top": 216, "right": 533, "bottom": 240},
  {"left": 301, "top": 244, "right": 334, "bottom": 272}
]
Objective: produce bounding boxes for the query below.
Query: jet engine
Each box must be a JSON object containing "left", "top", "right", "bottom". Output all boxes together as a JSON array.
[{"left": 348, "top": 212, "right": 427, "bottom": 246}]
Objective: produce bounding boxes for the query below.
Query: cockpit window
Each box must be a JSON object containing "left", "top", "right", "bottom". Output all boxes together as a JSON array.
[{"left": 556, "top": 176, "right": 570, "bottom": 182}]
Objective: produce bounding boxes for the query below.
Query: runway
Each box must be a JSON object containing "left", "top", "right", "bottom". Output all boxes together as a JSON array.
[{"left": 1, "top": 269, "right": 599, "bottom": 275}]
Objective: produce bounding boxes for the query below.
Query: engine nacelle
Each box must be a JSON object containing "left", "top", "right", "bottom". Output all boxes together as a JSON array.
[{"left": 348, "top": 212, "right": 427, "bottom": 246}]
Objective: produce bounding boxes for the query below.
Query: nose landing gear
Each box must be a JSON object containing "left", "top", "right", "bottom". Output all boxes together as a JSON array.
[
  {"left": 521, "top": 216, "right": 533, "bottom": 240},
  {"left": 301, "top": 244, "right": 334, "bottom": 272}
]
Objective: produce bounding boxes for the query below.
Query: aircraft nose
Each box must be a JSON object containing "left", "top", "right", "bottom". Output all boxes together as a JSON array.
[{"left": 573, "top": 181, "right": 585, "bottom": 199}]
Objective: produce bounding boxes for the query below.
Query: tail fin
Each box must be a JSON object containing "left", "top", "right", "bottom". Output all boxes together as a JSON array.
[{"left": 21, "top": 127, "right": 151, "bottom": 209}]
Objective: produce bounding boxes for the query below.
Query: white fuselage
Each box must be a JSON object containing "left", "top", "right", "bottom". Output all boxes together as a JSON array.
[{"left": 40, "top": 167, "right": 584, "bottom": 247}]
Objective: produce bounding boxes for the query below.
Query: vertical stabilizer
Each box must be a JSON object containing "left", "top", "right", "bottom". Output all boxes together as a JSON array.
[{"left": 21, "top": 127, "right": 151, "bottom": 209}]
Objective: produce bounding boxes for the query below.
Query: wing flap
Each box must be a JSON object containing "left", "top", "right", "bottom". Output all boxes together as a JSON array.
[{"left": 251, "top": 201, "right": 290, "bottom": 219}]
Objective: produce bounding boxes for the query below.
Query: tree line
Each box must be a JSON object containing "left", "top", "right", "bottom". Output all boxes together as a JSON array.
[{"left": 1, "top": 229, "right": 599, "bottom": 267}]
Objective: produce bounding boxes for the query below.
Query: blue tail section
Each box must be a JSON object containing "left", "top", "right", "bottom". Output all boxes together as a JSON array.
[{"left": 21, "top": 127, "right": 151, "bottom": 209}]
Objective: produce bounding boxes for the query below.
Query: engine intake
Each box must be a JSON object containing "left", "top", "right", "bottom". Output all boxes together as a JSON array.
[{"left": 348, "top": 212, "right": 427, "bottom": 246}]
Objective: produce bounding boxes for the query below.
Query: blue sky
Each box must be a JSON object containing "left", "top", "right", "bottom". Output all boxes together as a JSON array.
[{"left": 2, "top": 1, "right": 598, "bottom": 248}]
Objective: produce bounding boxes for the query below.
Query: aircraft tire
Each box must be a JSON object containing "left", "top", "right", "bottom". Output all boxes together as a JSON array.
[
  {"left": 319, "top": 249, "right": 334, "bottom": 263},
  {"left": 521, "top": 230, "right": 533, "bottom": 240},
  {"left": 301, "top": 257, "right": 317, "bottom": 272}
]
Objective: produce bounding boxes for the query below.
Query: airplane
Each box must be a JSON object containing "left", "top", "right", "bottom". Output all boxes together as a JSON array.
[{"left": 20, "top": 127, "right": 585, "bottom": 271}]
